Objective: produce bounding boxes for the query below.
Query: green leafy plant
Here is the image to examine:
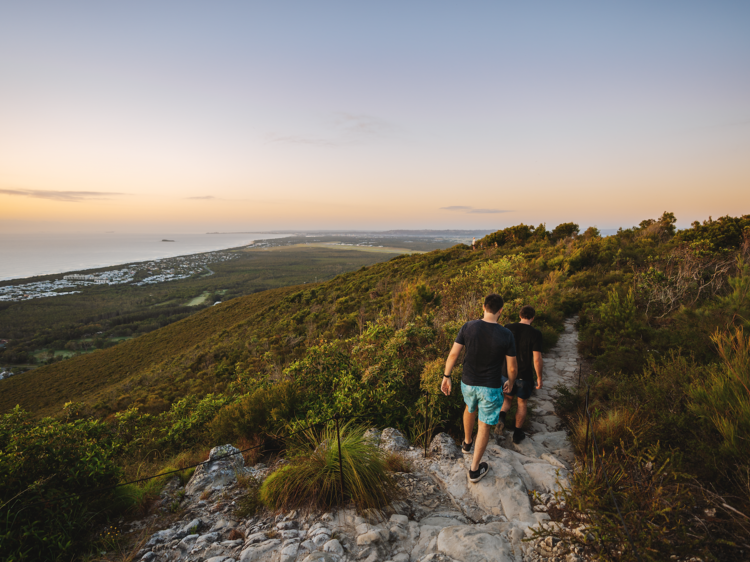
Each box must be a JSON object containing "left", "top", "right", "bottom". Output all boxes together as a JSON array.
[{"left": 0, "top": 407, "right": 122, "bottom": 561}]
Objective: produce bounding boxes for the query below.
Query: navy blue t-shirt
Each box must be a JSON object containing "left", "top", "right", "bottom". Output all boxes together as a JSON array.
[{"left": 455, "top": 319, "right": 516, "bottom": 388}]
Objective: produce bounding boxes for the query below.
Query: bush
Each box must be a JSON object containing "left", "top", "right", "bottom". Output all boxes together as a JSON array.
[
  {"left": 689, "top": 328, "right": 750, "bottom": 478},
  {"left": 419, "top": 358, "right": 464, "bottom": 432},
  {"left": 158, "top": 393, "right": 234, "bottom": 450},
  {"left": 556, "top": 443, "right": 709, "bottom": 561},
  {"left": 210, "top": 381, "right": 300, "bottom": 444},
  {"left": 260, "top": 422, "right": 395, "bottom": 511},
  {"left": 0, "top": 407, "right": 122, "bottom": 561}
]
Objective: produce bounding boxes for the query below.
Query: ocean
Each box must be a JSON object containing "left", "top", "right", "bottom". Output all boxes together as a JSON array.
[{"left": 0, "top": 232, "right": 290, "bottom": 281}]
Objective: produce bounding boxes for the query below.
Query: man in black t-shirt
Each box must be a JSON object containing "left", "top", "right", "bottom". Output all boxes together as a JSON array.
[
  {"left": 498, "top": 305, "right": 543, "bottom": 444},
  {"left": 441, "top": 293, "right": 518, "bottom": 483}
]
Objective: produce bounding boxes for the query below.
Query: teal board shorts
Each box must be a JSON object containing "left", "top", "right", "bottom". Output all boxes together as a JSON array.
[{"left": 461, "top": 382, "right": 504, "bottom": 426}]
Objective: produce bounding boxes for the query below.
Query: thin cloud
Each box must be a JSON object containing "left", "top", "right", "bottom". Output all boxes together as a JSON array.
[
  {"left": 266, "top": 112, "right": 393, "bottom": 147},
  {"left": 184, "top": 195, "right": 218, "bottom": 200},
  {"left": 0, "top": 188, "right": 126, "bottom": 202},
  {"left": 335, "top": 112, "right": 390, "bottom": 137},
  {"left": 468, "top": 208, "right": 511, "bottom": 214},
  {"left": 440, "top": 205, "right": 512, "bottom": 214}
]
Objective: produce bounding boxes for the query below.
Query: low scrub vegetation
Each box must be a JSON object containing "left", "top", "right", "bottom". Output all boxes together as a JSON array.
[{"left": 2, "top": 213, "right": 750, "bottom": 560}]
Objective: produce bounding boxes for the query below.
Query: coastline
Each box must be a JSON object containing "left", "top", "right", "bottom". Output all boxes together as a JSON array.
[{"left": 0, "top": 232, "right": 290, "bottom": 283}]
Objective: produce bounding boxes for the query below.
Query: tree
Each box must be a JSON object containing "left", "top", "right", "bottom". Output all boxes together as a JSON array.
[{"left": 550, "top": 222, "right": 580, "bottom": 242}]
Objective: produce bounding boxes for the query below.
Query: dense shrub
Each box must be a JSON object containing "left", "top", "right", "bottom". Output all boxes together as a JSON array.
[
  {"left": 210, "top": 381, "right": 300, "bottom": 444},
  {"left": 0, "top": 407, "right": 122, "bottom": 561},
  {"left": 158, "top": 393, "right": 234, "bottom": 450}
]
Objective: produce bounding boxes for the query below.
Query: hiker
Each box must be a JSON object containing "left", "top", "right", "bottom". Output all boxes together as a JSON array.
[
  {"left": 441, "top": 294, "right": 518, "bottom": 483},
  {"left": 497, "top": 305, "right": 543, "bottom": 444}
]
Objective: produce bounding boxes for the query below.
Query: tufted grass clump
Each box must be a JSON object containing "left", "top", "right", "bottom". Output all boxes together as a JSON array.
[{"left": 260, "top": 422, "right": 395, "bottom": 511}]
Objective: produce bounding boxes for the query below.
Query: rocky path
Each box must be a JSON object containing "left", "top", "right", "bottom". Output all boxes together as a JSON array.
[{"left": 134, "top": 318, "right": 583, "bottom": 562}]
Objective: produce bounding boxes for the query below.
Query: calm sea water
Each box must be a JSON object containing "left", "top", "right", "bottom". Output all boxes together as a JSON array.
[{"left": 0, "top": 232, "right": 290, "bottom": 281}]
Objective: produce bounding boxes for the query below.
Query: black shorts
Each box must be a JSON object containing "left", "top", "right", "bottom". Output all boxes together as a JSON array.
[{"left": 501, "top": 376, "right": 533, "bottom": 400}]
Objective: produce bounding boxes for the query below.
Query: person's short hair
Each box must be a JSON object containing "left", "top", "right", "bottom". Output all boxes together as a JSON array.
[
  {"left": 519, "top": 305, "right": 536, "bottom": 319},
  {"left": 484, "top": 294, "right": 504, "bottom": 314}
]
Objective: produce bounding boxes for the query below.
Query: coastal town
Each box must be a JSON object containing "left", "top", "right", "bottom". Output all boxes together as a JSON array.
[{"left": 0, "top": 250, "right": 239, "bottom": 302}]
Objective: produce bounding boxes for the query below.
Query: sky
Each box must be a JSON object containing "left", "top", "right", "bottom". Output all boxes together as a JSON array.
[{"left": 1, "top": 1, "right": 749, "bottom": 233}]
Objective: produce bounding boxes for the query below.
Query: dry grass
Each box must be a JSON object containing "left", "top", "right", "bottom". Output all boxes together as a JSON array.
[
  {"left": 569, "top": 407, "right": 650, "bottom": 455},
  {"left": 384, "top": 452, "right": 413, "bottom": 473},
  {"left": 236, "top": 434, "right": 265, "bottom": 467}
]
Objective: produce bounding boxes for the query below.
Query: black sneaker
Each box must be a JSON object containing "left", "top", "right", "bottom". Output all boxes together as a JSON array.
[
  {"left": 461, "top": 440, "right": 473, "bottom": 453},
  {"left": 512, "top": 428, "right": 525, "bottom": 444},
  {"left": 469, "top": 462, "right": 489, "bottom": 483}
]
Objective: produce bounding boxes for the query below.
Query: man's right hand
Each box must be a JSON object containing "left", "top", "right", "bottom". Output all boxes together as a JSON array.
[{"left": 441, "top": 377, "right": 452, "bottom": 396}]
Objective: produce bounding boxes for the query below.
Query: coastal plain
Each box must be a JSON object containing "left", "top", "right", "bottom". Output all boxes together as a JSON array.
[{"left": 0, "top": 234, "right": 466, "bottom": 415}]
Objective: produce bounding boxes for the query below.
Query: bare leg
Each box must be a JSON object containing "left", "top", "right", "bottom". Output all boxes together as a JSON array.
[
  {"left": 463, "top": 407, "right": 477, "bottom": 445},
  {"left": 500, "top": 397, "right": 512, "bottom": 414},
  {"left": 471, "top": 421, "right": 491, "bottom": 471},
  {"left": 515, "top": 398, "right": 528, "bottom": 428}
]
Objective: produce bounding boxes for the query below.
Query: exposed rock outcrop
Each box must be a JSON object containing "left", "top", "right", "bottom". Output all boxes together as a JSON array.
[{"left": 186, "top": 444, "right": 248, "bottom": 496}]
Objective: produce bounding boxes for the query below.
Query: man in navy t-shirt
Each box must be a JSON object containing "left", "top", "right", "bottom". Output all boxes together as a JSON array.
[
  {"left": 498, "top": 305, "right": 544, "bottom": 444},
  {"left": 441, "top": 293, "right": 518, "bottom": 483}
]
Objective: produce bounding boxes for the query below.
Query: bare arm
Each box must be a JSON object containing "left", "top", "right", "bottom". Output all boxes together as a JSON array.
[
  {"left": 533, "top": 351, "right": 543, "bottom": 389},
  {"left": 441, "top": 342, "right": 464, "bottom": 396},
  {"left": 503, "top": 355, "right": 518, "bottom": 393}
]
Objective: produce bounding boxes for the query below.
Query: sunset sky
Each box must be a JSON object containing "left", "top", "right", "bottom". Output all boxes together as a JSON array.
[{"left": 1, "top": 1, "right": 749, "bottom": 233}]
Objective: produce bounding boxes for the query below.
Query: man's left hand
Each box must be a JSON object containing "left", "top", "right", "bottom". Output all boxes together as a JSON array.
[{"left": 441, "top": 377, "right": 452, "bottom": 396}]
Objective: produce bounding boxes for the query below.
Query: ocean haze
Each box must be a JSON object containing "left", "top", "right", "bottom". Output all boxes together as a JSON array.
[{"left": 0, "top": 232, "right": 290, "bottom": 281}]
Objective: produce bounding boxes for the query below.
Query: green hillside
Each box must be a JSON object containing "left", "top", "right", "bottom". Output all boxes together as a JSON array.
[
  {"left": 3, "top": 213, "right": 750, "bottom": 560},
  {"left": 0, "top": 244, "right": 485, "bottom": 417},
  {"left": 0, "top": 244, "right": 408, "bottom": 368},
  {"left": 0, "top": 286, "right": 299, "bottom": 416}
]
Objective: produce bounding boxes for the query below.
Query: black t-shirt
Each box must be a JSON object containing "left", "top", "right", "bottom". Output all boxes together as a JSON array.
[
  {"left": 455, "top": 319, "right": 516, "bottom": 388},
  {"left": 502, "top": 322, "right": 542, "bottom": 382}
]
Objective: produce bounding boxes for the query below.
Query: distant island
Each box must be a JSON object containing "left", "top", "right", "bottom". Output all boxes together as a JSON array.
[{"left": 161, "top": 239, "right": 175, "bottom": 242}]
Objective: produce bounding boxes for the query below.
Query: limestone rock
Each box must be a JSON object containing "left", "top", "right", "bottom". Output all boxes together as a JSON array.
[
  {"left": 523, "top": 462, "right": 569, "bottom": 494},
  {"left": 429, "top": 433, "right": 462, "bottom": 459},
  {"left": 363, "top": 427, "right": 382, "bottom": 444},
  {"left": 323, "top": 538, "right": 344, "bottom": 555},
  {"left": 186, "top": 444, "right": 245, "bottom": 496},
  {"left": 279, "top": 540, "right": 300, "bottom": 562},
  {"left": 436, "top": 525, "right": 514, "bottom": 562},
  {"left": 300, "top": 552, "right": 341, "bottom": 562},
  {"left": 177, "top": 534, "right": 199, "bottom": 553},
  {"left": 239, "top": 538, "right": 281, "bottom": 562},
  {"left": 465, "top": 460, "right": 535, "bottom": 523},
  {"left": 417, "top": 554, "right": 461, "bottom": 562},
  {"left": 381, "top": 428, "right": 410, "bottom": 451}
]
